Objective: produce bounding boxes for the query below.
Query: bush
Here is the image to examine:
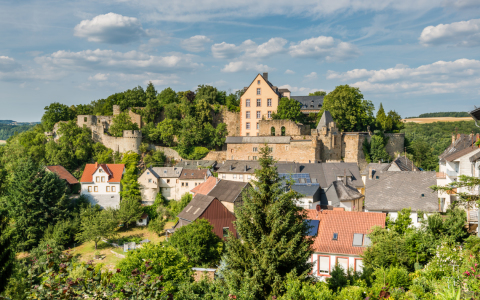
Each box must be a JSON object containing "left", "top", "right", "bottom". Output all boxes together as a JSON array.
[
  {"left": 373, "top": 266, "right": 411, "bottom": 289},
  {"left": 335, "top": 285, "right": 364, "bottom": 300},
  {"left": 280, "top": 274, "right": 333, "bottom": 300},
  {"left": 177, "top": 146, "right": 209, "bottom": 160}
]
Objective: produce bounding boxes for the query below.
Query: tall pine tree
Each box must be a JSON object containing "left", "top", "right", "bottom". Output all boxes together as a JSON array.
[
  {"left": 376, "top": 103, "right": 388, "bottom": 131},
  {"left": 0, "top": 212, "right": 14, "bottom": 293},
  {"left": 222, "top": 146, "right": 313, "bottom": 298}
]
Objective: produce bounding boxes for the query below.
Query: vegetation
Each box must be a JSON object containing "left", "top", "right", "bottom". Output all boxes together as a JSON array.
[
  {"left": 0, "top": 124, "right": 35, "bottom": 140},
  {"left": 272, "top": 97, "right": 304, "bottom": 123},
  {"left": 108, "top": 111, "right": 139, "bottom": 137},
  {"left": 412, "top": 112, "right": 470, "bottom": 118},
  {"left": 0, "top": 212, "right": 14, "bottom": 294},
  {"left": 76, "top": 206, "right": 118, "bottom": 250}
]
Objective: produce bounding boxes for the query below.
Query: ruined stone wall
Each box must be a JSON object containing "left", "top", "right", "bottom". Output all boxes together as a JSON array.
[
  {"left": 258, "top": 119, "right": 310, "bottom": 136},
  {"left": 203, "top": 151, "right": 227, "bottom": 162},
  {"left": 101, "top": 130, "right": 142, "bottom": 153},
  {"left": 227, "top": 140, "right": 318, "bottom": 163},
  {"left": 150, "top": 145, "right": 182, "bottom": 161},
  {"left": 128, "top": 110, "right": 142, "bottom": 128},
  {"left": 212, "top": 107, "right": 240, "bottom": 137},
  {"left": 384, "top": 133, "right": 405, "bottom": 157}
]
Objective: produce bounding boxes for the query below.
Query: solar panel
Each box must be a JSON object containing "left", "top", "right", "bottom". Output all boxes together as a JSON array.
[{"left": 305, "top": 219, "right": 319, "bottom": 236}]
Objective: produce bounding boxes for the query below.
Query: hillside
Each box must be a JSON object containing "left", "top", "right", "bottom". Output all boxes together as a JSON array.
[
  {"left": 402, "top": 117, "right": 472, "bottom": 123},
  {"left": 0, "top": 123, "right": 36, "bottom": 140}
]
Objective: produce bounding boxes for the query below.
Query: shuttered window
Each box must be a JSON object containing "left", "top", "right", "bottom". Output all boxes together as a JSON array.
[
  {"left": 337, "top": 258, "right": 348, "bottom": 272},
  {"left": 318, "top": 256, "right": 330, "bottom": 274},
  {"left": 355, "top": 259, "right": 363, "bottom": 272}
]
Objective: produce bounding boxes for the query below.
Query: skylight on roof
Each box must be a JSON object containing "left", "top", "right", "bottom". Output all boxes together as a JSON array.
[
  {"left": 353, "top": 233, "right": 363, "bottom": 246},
  {"left": 333, "top": 233, "right": 338, "bottom": 240}
]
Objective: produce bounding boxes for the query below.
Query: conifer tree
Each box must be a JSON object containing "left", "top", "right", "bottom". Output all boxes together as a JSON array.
[
  {"left": 0, "top": 212, "right": 14, "bottom": 293},
  {"left": 222, "top": 146, "right": 313, "bottom": 298},
  {"left": 376, "top": 103, "right": 388, "bottom": 131}
]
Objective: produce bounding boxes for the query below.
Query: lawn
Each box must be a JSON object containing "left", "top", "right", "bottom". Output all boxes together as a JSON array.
[{"left": 67, "top": 222, "right": 175, "bottom": 271}]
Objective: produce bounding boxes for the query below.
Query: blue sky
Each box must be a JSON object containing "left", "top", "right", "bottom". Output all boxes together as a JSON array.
[{"left": 1, "top": 0, "right": 480, "bottom": 121}]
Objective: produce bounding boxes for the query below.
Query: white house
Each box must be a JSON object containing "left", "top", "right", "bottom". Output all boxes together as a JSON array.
[
  {"left": 80, "top": 162, "right": 125, "bottom": 209},
  {"left": 138, "top": 167, "right": 183, "bottom": 204},
  {"left": 307, "top": 209, "right": 386, "bottom": 280}
]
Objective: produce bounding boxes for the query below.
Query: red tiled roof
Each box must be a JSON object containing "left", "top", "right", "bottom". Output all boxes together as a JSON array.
[
  {"left": 45, "top": 165, "right": 79, "bottom": 185},
  {"left": 191, "top": 176, "right": 219, "bottom": 196},
  {"left": 179, "top": 169, "right": 209, "bottom": 180},
  {"left": 306, "top": 210, "right": 386, "bottom": 256},
  {"left": 80, "top": 163, "right": 125, "bottom": 183}
]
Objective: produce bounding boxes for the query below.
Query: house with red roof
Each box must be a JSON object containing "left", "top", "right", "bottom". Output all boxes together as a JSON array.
[
  {"left": 306, "top": 209, "right": 386, "bottom": 280},
  {"left": 80, "top": 162, "right": 125, "bottom": 209},
  {"left": 45, "top": 165, "right": 79, "bottom": 193}
]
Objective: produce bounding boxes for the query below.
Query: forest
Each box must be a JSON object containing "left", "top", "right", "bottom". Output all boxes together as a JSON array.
[
  {"left": 0, "top": 124, "right": 35, "bottom": 140},
  {"left": 407, "top": 112, "right": 470, "bottom": 118}
]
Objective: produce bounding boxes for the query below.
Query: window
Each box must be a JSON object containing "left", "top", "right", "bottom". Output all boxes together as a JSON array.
[
  {"left": 167, "top": 179, "right": 170, "bottom": 183},
  {"left": 88, "top": 186, "right": 92, "bottom": 192},
  {"left": 336, "top": 257, "right": 349, "bottom": 273},
  {"left": 253, "top": 147, "right": 258, "bottom": 152},
  {"left": 271, "top": 126, "right": 275, "bottom": 136},
  {"left": 246, "top": 111, "right": 250, "bottom": 119},
  {"left": 268, "top": 147, "right": 273, "bottom": 152},
  {"left": 246, "top": 99, "right": 250, "bottom": 107},
  {"left": 352, "top": 233, "right": 363, "bottom": 246},
  {"left": 112, "top": 186, "right": 116, "bottom": 192},
  {"left": 246, "top": 133, "right": 250, "bottom": 136},
  {"left": 375, "top": 176, "right": 379, "bottom": 179},
  {"left": 253, "top": 156, "right": 257, "bottom": 160},
  {"left": 84, "top": 117, "right": 87, "bottom": 122},
  {"left": 257, "top": 88, "right": 261, "bottom": 95},
  {"left": 146, "top": 171, "right": 149, "bottom": 174},
  {"left": 318, "top": 256, "right": 330, "bottom": 275},
  {"left": 96, "top": 176, "right": 100, "bottom": 183},
  {"left": 106, "top": 186, "right": 110, "bottom": 192},
  {"left": 101, "top": 177, "right": 105, "bottom": 182},
  {"left": 233, "top": 174, "right": 237, "bottom": 179},
  {"left": 195, "top": 183, "right": 198, "bottom": 186},
  {"left": 222, "top": 174, "right": 226, "bottom": 179},
  {"left": 417, "top": 212, "right": 424, "bottom": 223},
  {"left": 256, "top": 111, "right": 261, "bottom": 119},
  {"left": 256, "top": 122, "right": 259, "bottom": 129},
  {"left": 421, "top": 194, "right": 425, "bottom": 197},
  {"left": 268, "top": 111, "right": 272, "bottom": 118},
  {"left": 246, "top": 122, "right": 250, "bottom": 129},
  {"left": 333, "top": 233, "right": 338, "bottom": 240},
  {"left": 239, "top": 175, "right": 243, "bottom": 179},
  {"left": 257, "top": 80, "right": 260, "bottom": 84},
  {"left": 256, "top": 99, "right": 261, "bottom": 106},
  {"left": 99, "top": 169, "right": 103, "bottom": 173},
  {"left": 247, "top": 175, "right": 251, "bottom": 180},
  {"left": 267, "top": 98, "right": 272, "bottom": 106},
  {"left": 355, "top": 259, "right": 363, "bottom": 273},
  {"left": 223, "top": 227, "right": 229, "bottom": 237},
  {"left": 185, "top": 182, "right": 188, "bottom": 187},
  {"left": 182, "top": 182, "right": 185, "bottom": 187},
  {"left": 94, "top": 186, "right": 98, "bottom": 192}
]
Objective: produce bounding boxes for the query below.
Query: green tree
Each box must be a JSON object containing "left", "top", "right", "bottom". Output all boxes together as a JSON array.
[
  {"left": 157, "top": 87, "right": 178, "bottom": 105},
  {"left": 362, "top": 226, "right": 410, "bottom": 269},
  {"left": 143, "top": 82, "right": 160, "bottom": 123},
  {"left": 6, "top": 159, "right": 69, "bottom": 250},
  {"left": 272, "top": 97, "right": 304, "bottom": 123},
  {"left": 387, "top": 110, "right": 404, "bottom": 131},
  {"left": 144, "top": 150, "right": 166, "bottom": 168},
  {"left": 308, "top": 91, "right": 327, "bottom": 96},
  {"left": 168, "top": 219, "right": 223, "bottom": 267},
  {"left": 108, "top": 112, "right": 139, "bottom": 137},
  {"left": 118, "top": 196, "right": 143, "bottom": 228},
  {"left": 76, "top": 207, "right": 118, "bottom": 250},
  {"left": 390, "top": 208, "right": 413, "bottom": 234},
  {"left": 41, "top": 102, "right": 76, "bottom": 131},
  {"left": 222, "top": 146, "right": 313, "bottom": 298},
  {"left": 149, "top": 119, "right": 179, "bottom": 146},
  {"left": 320, "top": 85, "right": 374, "bottom": 132},
  {"left": 370, "top": 133, "right": 391, "bottom": 163},
  {"left": 409, "top": 139, "right": 437, "bottom": 170},
  {"left": 195, "top": 85, "right": 222, "bottom": 105},
  {"left": 376, "top": 103, "right": 389, "bottom": 131},
  {"left": 0, "top": 212, "right": 14, "bottom": 293}
]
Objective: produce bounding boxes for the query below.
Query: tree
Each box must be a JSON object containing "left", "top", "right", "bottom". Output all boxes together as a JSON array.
[
  {"left": 76, "top": 207, "right": 118, "bottom": 250},
  {"left": 272, "top": 97, "right": 304, "bottom": 123},
  {"left": 149, "top": 119, "right": 178, "bottom": 146},
  {"left": 387, "top": 110, "right": 404, "bottom": 131},
  {"left": 168, "top": 219, "right": 223, "bottom": 267},
  {"left": 108, "top": 112, "right": 139, "bottom": 137},
  {"left": 308, "top": 91, "right": 327, "bottom": 96},
  {"left": 195, "top": 85, "right": 222, "bottom": 105},
  {"left": 389, "top": 208, "right": 413, "bottom": 234},
  {"left": 144, "top": 150, "right": 166, "bottom": 168},
  {"left": 369, "top": 133, "right": 391, "bottom": 163},
  {"left": 222, "top": 146, "right": 313, "bottom": 298},
  {"left": 362, "top": 226, "right": 410, "bottom": 269},
  {"left": 0, "top": 212, "right": 14, "bottom": 293},
  {"left": 118, "top": 196, "right": 143, "bottom": 228},
  {"left": 157, "top": 87, "right": 178, "bottom": 105},
  {"left": 409, "top": 139, "right": 437, "bottom": 170},
  {"left": 320, "top": 85, "right": 374, "bottom": 132},
  {"left": 376, "top": 103, "right": 389, "bottom": 131},
  {"left": 143, "top": 82, "right": 160, "bottom": 123},
  {"left": 6, "top": 159, "right": 69, "bottom": 250},
  {"left": 41, "top": 102, "right": 76, "bottom": 131}
]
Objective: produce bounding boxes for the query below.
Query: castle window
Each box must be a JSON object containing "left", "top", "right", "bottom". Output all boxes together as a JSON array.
[
  {"left": 253, "top": 147, "right": 258, "bottom": 152},
  {"left": 84, "top": 117, "right": 87, "bottom": 122},
  {"left": 246, "top": 99, "right": 250, "bottom": 107},
  {"left": 98, "top": 120, "right": 100, "bottom": 123},
  {"left": 268, "top": 111, "right": 272, "bottom": 118},
  {"left": 256, "top": 122, "right": 259, "bottom": 129},
  {"left": 257, "top": 99, "right": 261, "bottom": 106},
  {"left": 281, "top": 126, "right": 286, "bottom": 136},
  {"left": 257, "top": 88, "right": 261, "bottom": 95},
  {"left": 267, "top": 99, "right": 272, "bottom": 107},
  {"left": 246, "top": 111, "right": 250, "bottom": 119},
  {"left": 256, "top": 111, "right": 261, "bottom": 119},
  {"left": 246, "top": 122, "right": 250, "bottom": 129},
  {"left": 268, "top": 147, "right": 273, "bottom": 153},
  {"left": 253, "top": 156, "right": 257, "bottom": 160},
  {"left": 271, "top": 127, "right": 275, "bottom": 136}
]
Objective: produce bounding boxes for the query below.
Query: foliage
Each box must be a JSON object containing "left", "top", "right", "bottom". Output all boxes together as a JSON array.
[
  {"left": 416, "top": 112, "right": 470, "bottom": 118},
  {"left": 176, "top": 146, "right": 210, "bottom": 160},
  {"left": 113, "top": 243, "right": 191, "bottom": 291},
  {"left": 390, "top": 208, "right": 413, "bottom": 234},
  {"left": 0, "top": 124, "right": 35, "bottom": 140},
  {"left": 108, "top": 112, "right": 139, "bottom": 137},
  {"left": 320, "top": 85, "right": 374, "bottom": 132},
  {"left": 272, "top": 97, "right": 304, "bottom": 123},
  {"left": 373, "top": 266, "right": 411, "bottom": 289},
  {"left": 120, "top": 151, "right": 141, "bottom": 200},
  {"left": 279, "top": 274, "right": 333, "bottom": 300},
  {"left": 309, "top": 91, "right": 327, "bottom": 96},
  {"left": 149, "top": 119, "right": 179, "bottom": 146},
  {"left": 144, "top": 150, "right": 166, "bottom": 168},
  {"left": 118, "top": 196, "right": 143, "bottom": 228},
  {"left": 0, "top": 213, "right": 14, "bottom": 293},
  {"left": 170, "top": 193, "right": 192, "bottom": 217},
  {"left": 41, "top": 102, "right": 76, "bottom": 131},
  {"left": 363, "top": 226, "right": 410, "bottom": 269},
  {"left": 362, "top": 131, "right": 390, "bottom": 164},
  {"left": 168, "top": 219, "right": 223, "bottom": 267},
  {"left": 76, "top": 206, "right": 118, "bottom": 250},
  {"left": 327, "top": 265, "right": 349, "bottom": 292},
  {"left": 431, "top": 175, "right": 480, "bottom": 209},
  {"left": 149, "top": 217, "right": 167, "bottom": 236},
  {"left": 222, "top": 146, "right": 313, "bottom": 298},
  {"left": 408, "top": 138, "right": 438, "bottom": 170}
]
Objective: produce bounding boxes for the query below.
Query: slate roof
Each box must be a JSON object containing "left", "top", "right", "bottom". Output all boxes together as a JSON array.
[
  {"left": 207, "top": 180, "right": 250, "bottom": 203},
  {"left": 306, "top": 209, "right": 386, "bottom": 255},
  {"left": 179, "top": 169, "right": 210, "bottom": 180},
  {"left": 320, "top": 163, "right": 363, "bottom": 189},
  {"left": 469, "top": 107, "right": 480, "bottom": 121},
  {"left": 439, "top": 134, "right": 477, "bottom": 163},
  {"left": 390, "top": 156, "right": 420, "bottom": 171},
  {"left": 365, "top": 171, "right": 438, "bottom": 212},
  {"left": 149, "top": 167, "right": 183, "bottom": 178},
  {"left": 191, "top": 176, "right": 219, "bottom": 195},
  {"left": 291, "top": 184, "right": 320, "bottom": 197},
  {"left": 177, "top": 194, "right": 216, "bottom": 222},
  {"left": 329, "top": 180, "right": 364, "bottom": 201},
  {"left": 292, "top": 96, "right": 324, "bottom": 111},
  {"left": 175, "top": 160, "right": 216, "bottom": 169},
  {"left": 360, "top": 163, "right": 390, "bottom": 175},
  {"left": 226, "top": 136, "right": 292, "bottom": 144},
  {"left": 80, "top": 163, "right": 125, "bottom": 183},
  {"left": 45, "top": 165, "right": 79, "bottom": 185},
  {"left": 444, "top": 146, "right": 479, "bottom": 162},
  {"left": 217, "top": 160, "right": 261, "bottom": 174},
  {"left": 317, "top": 111, "right": 334, "bottom": 129}
]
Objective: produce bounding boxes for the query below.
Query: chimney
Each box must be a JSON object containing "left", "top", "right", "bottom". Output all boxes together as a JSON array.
[
  {"left": 368, "top": 167, "right": 374, "bottom": 180},
  {"left": 244, "top": 87, "right": 248, "bottom": 92},
  {"left": 95, "top": 162, "right": 98, "bottom": 168},
  {"left": 343, "top": 169, "right": 347, "bottom": 185},
  {"left": 263, "top": 72, "right": 268, "bottom": 81},
  {"left": 452, "top": 132, "right": 456, "bottom": 144},
  {"left": 197, "top": 161, "right": 199, "bottom": 166},
  {"left": 229, "top": 165, "right": 233, "bottom": 171},
  {"left": 244, "top": 165, "right": 247, "bottom": 172}
]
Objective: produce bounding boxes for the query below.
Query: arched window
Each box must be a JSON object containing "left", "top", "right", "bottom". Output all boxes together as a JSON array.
[
  {"left": 271, "top": 127, "right": 275, "bottom": 136},
  {"left": 281, "top": 126, "right": 286, "bottom": 136}
]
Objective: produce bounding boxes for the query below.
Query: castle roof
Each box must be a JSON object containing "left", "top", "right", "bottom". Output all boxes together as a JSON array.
[{"left": 317, "top": 111, "right": 334, "bottom": 129}]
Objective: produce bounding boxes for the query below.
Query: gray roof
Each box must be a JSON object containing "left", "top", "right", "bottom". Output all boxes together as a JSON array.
[
  {"left": 291, "top": 184, "right": 320, "bottom": 197},
  {"left": 177, "top": 194, "right": 216, "bottom": 222},
  {"left": 329, "top": 181, "right": 364, "bottom": 201},
  {"left": 439, "top": 134, "right": 476, "bottom": 163},
  {"left": 470, "top": 151, "right": 480, "bottom": 162},
  {"left": 292, "top": 96, "right": 324, "bottom": 110},
  {"left": 320, "top": 163, "right": 363, "bottom": 189},
  {"left": 361, "top": 163, "right": 390, "bottom": 175},
  {"left": 226, "top": 136, "right": 292, "bottom": 144},
  {"left": 365, "top": 171, "right": 438, "bottom": 212},
  {"left": 317, "top": 111, "right": 334, "bottom": 129},
  {"left": 149, "top": 167, "right": 183, "bottom": 178},
  {"left": 390, "top": 156, "right": 419, "bottom": 171},
  {"left": 175, "top": 160, "right": 216, "bottom": 169},
  {"left": 207, "top": 180, "right": 250, "bottom": 203},
  {"left": 217, "top": 160, "right": 261, "bottom": 174}
]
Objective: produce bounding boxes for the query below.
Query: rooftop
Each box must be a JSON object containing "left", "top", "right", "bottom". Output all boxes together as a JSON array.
[
  {"left": 177, "top": 194, "right": 217, "bottom": 222},
  {"left": 149, "top": 167, "right": 183, "bottom": 178},
  {"left": 175, "top": 160, "right": 216, "bottom": 169},
  {"left": 45, "top": 165, "right": 79, "bottom": 185},
  {"left": 207, "top": 180, "right": 251, "bottom": 203},
  {"left": 329, "top": 180, "right": 364, "bottom": 202},
  {"left": 179, "top": 169, "right": 210, "bottom": 180},
  {"left": 80, "top": 163, "right": 125, "bottom": 183},
  {"left": 191, "top": 176, "right": 219, "bottom": 195}
]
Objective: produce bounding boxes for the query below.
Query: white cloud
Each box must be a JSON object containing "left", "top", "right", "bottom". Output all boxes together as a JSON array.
[
  {"left": 181, "top": 35, "right": 213, "bottom": 52},
  {"left": 221, "top": 61, "right": 274, "bottom": 73},
  {"left": 327, "top": 58, "right": 480, "bottom": 94},
  {"left": 245, "top": 38, "right": 287, "bottom": 58},
  {"left": 0, "top": 56, "right": 21, "bottom": 72},
  {"left": 304, "top": 71, "right": 317, "bottom": 79},
  {"left": 74, "top": 13, "right": 147, "bottom": 44},
  {"left": 212, "top": 38, "right": 286, "bottom": 59},
  {"left": 289, "top": 36, "right": 360, "bottom": 61},
  {"left": 88, "top": 73, "right": 109, "bottom": 81},
  {"left": 285, "top": 69, "right": 295, "bottom": 74},
  {"left": 419, "top": 18, "right": 480, "bottom": 47}
]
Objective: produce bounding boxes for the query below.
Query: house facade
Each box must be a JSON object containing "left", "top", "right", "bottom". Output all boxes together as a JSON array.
[
  {"left": 178, "top": 169, "right": 212, "bottom": 198},
  {"left": 80, "top": 162, "right": 125, "bottom": 209},
  {"left": 138, "top": 167, "right": 183, "bottom": 204},
  {"left": 307, "top": 209, "right": 386, "bottom": 281}
]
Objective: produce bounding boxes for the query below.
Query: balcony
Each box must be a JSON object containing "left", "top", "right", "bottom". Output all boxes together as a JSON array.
[{"left": 446, "top": 170, "right": 458, "bottom": 178}]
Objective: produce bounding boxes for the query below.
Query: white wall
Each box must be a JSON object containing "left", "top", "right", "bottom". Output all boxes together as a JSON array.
[
  {"left": 366, "top": 210, "right": 432, "bottom": 228},
  {"left": 80, "top": 167, "right": 121, "bottom": 209},
  {"left": 218, "top": 172, "right": 255, "bottom": 183},
  {"left": 311, "top": 253, "right": 363, "bottom": 281}
]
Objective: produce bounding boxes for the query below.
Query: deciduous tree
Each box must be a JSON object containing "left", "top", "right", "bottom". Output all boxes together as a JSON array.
[
  {"left": 118, "top": 196, "right": 143, "bottom": 228},
  {"left": 76, "top": 207, "right": 118, "bottom": 250},
  {"left": 41, "top": 102, "right": 76, "bottom": 131},
  {"left": 108, "top": 112, "right": 139, "bottom": 137},
  {"left": 272, "top": 97, "right": 304, "bottom": 123}
]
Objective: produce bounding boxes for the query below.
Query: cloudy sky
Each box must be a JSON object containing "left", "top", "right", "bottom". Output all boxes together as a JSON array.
[{"left": 1, "top": 0, "right": 480, "bottom": 121}]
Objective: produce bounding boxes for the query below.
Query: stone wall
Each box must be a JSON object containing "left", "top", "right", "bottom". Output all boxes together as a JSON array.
[
  {"left": 203, "top": 150, "right": 227, "bottom": 162},
  {"left": 151, "top": 145, "right": 182, "bottom": 161},
  {"left": 212, "top": 107, "right": 240, "bottom": 137},
  {"left": 101, "top": 130, "right": 142, "bottom": 153},
  {"left": 258, "top": 119, "right": 310, "bottom": 136},
  {"left": 384, "top": 133, "right": 405, "bottom": 157}
]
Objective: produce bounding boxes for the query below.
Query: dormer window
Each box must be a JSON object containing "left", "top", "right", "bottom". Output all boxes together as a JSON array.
[
  {"left": 99, "top": 169, "right": 103, "bottom": 173},
  {"left": 257, "top": 80, "right": 260, "bottom": 84},
  {"left": 333, "top": 233, "right": 338, "bottom": 240},
  {"left": 147, "top": 172, "right": 150, "bottom": 175}
]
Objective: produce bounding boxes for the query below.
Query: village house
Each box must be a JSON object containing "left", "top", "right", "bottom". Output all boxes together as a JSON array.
[
  {"left": 291, "top": 184, "right": 321, "bottom": 209},
  {"left": 175, "top": 160, "right": 216, "bottom": 170},
  {"left": 307, "top": 209, "right": 386, "bottom": 280},
  {"left": 206, "top": 180, "right": 251, "bottom": 214},
  {"left": 360, "top": 155, "right": 420, "bottom": 185},
  {"left": 191, "top": 176, "right": 220, "bottom": 196},
  {"left": 80, "top": 162, "right": 125, "bottom": 209},
  {"left": 216, "top": 160, "right": 260, "bottom": 182},
  {"left": 178, "top": 169, "right": 212, "bottom": 197},
  {"left": 138, "top": 167, "right": 183, "bottom": 204},
  {"left": 45, "top": 165, "right": 79, "bottom": 193},
  {"left": 365, "top": 170, "right": 438, "bottom": 227}
]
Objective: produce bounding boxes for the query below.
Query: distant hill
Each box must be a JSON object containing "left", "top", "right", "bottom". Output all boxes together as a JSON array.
[
  {"left": 0, "top": 123, "right": 36, "bottom": 140},
  {"left": 0, "top": 120, "right": 15, "bottom": 124},
  {"left": 407, "top": 112, "right": 469, "bottom": 118}
]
